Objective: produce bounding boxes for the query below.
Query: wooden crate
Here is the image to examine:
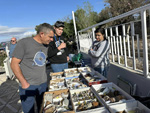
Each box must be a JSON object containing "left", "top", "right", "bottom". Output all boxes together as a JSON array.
[
  {"left": 50, "top": 72, "right": 64, "bottom": 80},
  {"left": 41, "top": 89, "right": 75, "bottom": 113}
]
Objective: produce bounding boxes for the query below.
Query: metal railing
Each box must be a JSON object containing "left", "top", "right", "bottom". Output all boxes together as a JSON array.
[{"left": 75, "top": 4, "right": 150, "bottom": 77}]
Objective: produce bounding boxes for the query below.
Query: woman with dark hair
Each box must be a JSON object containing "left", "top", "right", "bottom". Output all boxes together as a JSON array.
[{"left": 88, "top": 27, "right": 110, "bottom": 77}]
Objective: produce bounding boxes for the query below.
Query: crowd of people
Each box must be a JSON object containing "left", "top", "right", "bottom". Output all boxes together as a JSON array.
[{"left": 7, "top": 21, "right": 110, "bottom": 113}]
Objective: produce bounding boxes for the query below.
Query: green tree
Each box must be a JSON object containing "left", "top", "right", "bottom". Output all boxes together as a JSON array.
[
  {"left": 103, "top": 0, "right": 150, "bottom": 25},
  {"left": 75, "top": 1, "right": 99, "bottom": 30},
  {"left": 62, "top": 21, "right": 75, "bottom": 40},
  {"left": 98, "top": 7, "right": 110, "bottom": 22},
  {"left": 0, "top": 53, "right": 6, "bottom": 66},
  {"left": 35, "top": 24, "right": 40, "bottom": 32}
]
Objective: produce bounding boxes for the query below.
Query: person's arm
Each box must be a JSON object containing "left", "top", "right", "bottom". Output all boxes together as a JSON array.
[
  {"left": 11, "top": 57, "right": 30, "bottom": 89},
  {"left": 47, "top": 42, "right": 66, "bottom": 58},
  {"left": 58, "top": 43, "right": 66, "bottom": 50},
  {"left": 88, "top": 44, "right": 93, "bottom": 54},
  {"left": 67, "top": 56, "right": 70, "bottom": 62},
  {"left": 65, "top": 45, "right": 70, "bottom": 61},
  {"left": 47, "top": 42, "right": 59, "bottom": 58},
  {"left": 89, "top": 41, "right": 110, "bottom": 57}
]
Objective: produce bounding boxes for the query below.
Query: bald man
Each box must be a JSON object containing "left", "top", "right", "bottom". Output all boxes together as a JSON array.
[
  {"left": 4, "top": 37, "right": 17, "bottom": 80},
  {"left": 9, "top": 37, "right": 17, "bottom": 58}
]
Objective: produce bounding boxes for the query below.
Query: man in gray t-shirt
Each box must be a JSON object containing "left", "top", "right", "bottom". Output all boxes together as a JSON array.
[{"left": 11, "top": 23, "right": 54, "bottom": 113}]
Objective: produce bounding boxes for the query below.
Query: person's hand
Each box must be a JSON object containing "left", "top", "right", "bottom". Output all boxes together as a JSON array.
[
  {"left": 58, "top": 43, "right": 66, "bottom": 50},
  {"left": 67, "top": 56, "right": 70, "bottom": 62},
  {"left": 22, "top": 82, "right": 30, "bottom": 89}
]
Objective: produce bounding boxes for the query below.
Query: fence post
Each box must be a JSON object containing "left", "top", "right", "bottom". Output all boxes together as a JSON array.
[
  {"left": 72, "top": 11, "right": 80, "bottom": 53},
  {"left": 131, "top": 22, "right": 136, "bottom": 70},
  {"left": 136, "top": 34, "right": 140, "bottom": 60},
  {"left": 110, "top": 27, "right": 115, "bottom": 62},
  {"left": 141, "top": 10, "right": 149, "bottom": 77},
  {"left": 92, "top": 27, "right": 95, "bottom": 43},
  {"left": 122, "top": 24, "right": 127, "bottom": 67},
  {"left": 116, "top": 26, "right": 120, "bottom": 64}
]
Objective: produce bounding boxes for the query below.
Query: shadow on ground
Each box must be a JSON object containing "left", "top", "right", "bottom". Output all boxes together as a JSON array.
[
  {"left": 0, "top": 72, "right": 5, "bottom": 75},
  {"left": 0, "top": 79, "right": 22, "bottom": 113}
]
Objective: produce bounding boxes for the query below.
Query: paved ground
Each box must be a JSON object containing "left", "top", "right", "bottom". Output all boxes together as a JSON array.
[
  {"left": 0, "top": 72, "right": 23, "bottom": 113},
  {"left": 0, "top": 65, "right": 52, "bottom": 113}
]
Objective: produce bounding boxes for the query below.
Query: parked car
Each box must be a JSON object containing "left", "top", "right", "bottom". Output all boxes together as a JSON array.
[{"left": 0, "top": 47, "right": 5, "bottom": 51}]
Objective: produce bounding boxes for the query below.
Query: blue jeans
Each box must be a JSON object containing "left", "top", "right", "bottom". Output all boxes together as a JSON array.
[
  {"left": 94, "top": 66, "right": 109, "bottom": 78},
  {"left": 19, "top": 82, "right": 47, "bottom": 113},
  {"left": 51, "top": 63, "right": 68, "bottom": 72}
]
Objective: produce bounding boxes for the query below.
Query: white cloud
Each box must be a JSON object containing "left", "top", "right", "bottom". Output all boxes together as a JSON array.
[
  {"left": 18, "top": 31, "right": 36, "bottom": 39},
  {"left": 0, "top": 26, "right": 34, "bottom": 35},
  {"left": 0, "top": 25, "right": 35, "bottom": 42}
]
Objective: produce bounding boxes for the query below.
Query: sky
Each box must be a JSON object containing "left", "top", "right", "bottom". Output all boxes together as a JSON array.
[{"left": 0, "top": 0, "right": 106, "bottom": 43}]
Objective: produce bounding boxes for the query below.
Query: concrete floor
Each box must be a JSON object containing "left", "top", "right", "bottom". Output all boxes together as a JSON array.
[{"left": 0, "top": 65, "right": 52, "bottom": 113}]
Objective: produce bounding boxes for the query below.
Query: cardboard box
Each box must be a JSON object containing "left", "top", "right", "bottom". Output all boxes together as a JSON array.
[
  {"left": 41, "top": 89, "right": 75, "bottom": 113},
  {"left": 69, "top": 87, "right": 108, "bottom": 113},
  {"left": 91, "top": 82, "right": 135, "bottom": 107},
  {"left": 109, "top": 100, "right": 150, "bottom": 113},
  {"left": 50, "top": 72, "right": 64, "bottom": 80},
  {"left": 50, "top": 72, "right": 64, "bottom": 76}
]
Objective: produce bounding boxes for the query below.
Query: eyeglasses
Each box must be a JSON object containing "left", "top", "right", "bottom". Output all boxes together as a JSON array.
[{"left": 11, "top": 40, "right": 16, "bottom": 42}]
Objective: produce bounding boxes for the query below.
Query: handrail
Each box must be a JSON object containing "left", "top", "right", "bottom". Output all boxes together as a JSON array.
[
  {"left": 76, "top": 3, "right": 150, "bottom": 77},
  {"left": 78, "top": 3, "right": 150, "bottom": 32}
]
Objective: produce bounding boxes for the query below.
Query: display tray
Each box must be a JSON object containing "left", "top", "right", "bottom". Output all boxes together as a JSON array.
[
  {"left": 41, "top": 89, "right": 75, "bottom": 113},
  {"left": 109, "top": 100, "right": 150, "bottom": 113},
  {"left": 91, "top": 82, "right": 135, "bottom": 108},
  {"left": 69, "top": 87, "right": 108, "bottom": 113},
  {"left": 65, "top": 76, "right": 88, "bottom": 90},
  {"left": 77, "top": 67, "right": 92, "bottom": 73},
  {"left": 64, "top": 68, "right": 80, "bottom": 77},
  {"left": 50, "top": 72, "right": 64, "bottom": 80},
  {"left": 49, "top": 78, "right": 66, "bottom": 91},
  {"left": 81, "top": 71, "right": 107, "bottom": 86}
]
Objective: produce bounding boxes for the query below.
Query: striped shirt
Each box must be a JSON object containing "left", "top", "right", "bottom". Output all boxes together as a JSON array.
[{"left": 89, "top": 40, "right": 110, "bottom": 68}]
